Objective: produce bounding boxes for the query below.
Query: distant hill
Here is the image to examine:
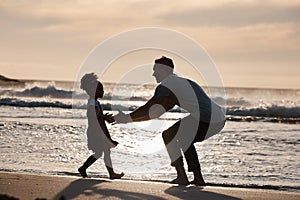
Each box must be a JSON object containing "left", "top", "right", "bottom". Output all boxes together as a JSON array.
[
  {"left": 0, "top": 75, "right": 20, "bottom": 82},
  {"left": 0, "top": 75, "right": 24, "bottom": 86}
]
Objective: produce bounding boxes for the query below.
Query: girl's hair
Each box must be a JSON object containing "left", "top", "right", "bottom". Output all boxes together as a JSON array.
[{"left": 80, "top": 73, "right": 100, "bottom": 92}]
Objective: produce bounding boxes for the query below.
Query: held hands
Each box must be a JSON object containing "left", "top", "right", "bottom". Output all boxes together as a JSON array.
[{"left": 113, "top": 109, "right": 132, "bottom": 123}]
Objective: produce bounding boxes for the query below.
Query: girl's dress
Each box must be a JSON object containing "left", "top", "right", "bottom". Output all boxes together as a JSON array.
[{"left": 86, "top": 99, "right": 115, "bottom": 153}]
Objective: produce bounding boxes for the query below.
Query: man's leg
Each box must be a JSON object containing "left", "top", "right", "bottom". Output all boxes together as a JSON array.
[
  {"left": 162, "top": 121, "right": 189, "bottom": 185},
  {"left": 184, "top": 144, "right": 206, "bottom": 186},
  {"left": 183, "top": 121, "right": 210, "bottom": 186},
  {"left": 162, "top": 121, "right": 182, "bottom": 166}
]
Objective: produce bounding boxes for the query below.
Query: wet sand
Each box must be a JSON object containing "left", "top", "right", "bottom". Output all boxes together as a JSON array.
[{"left": 0, "top": 172, "right": 299, "bottom": 200}]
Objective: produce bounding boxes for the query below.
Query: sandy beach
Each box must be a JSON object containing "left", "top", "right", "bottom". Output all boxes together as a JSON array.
[{"left": 0, "top": 172, "right": 299, "bottom": 200}]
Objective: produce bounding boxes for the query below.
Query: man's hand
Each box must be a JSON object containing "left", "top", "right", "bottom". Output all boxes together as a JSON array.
[
  {"left": 113, "top": 110, "right": 132, "bottom": 123},
  {"left": 103, "top": 113, "right": 115, "bottom": 124}
]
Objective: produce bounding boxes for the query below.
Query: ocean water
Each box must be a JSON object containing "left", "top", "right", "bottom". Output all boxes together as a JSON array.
[{"left": 0, "top": 80, "right": 299, "bottom": 192}]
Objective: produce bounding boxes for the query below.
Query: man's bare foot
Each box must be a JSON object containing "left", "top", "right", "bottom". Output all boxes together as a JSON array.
[
  {"left": 170, "top": 177, "right": 190, "bottom": 185},
  {"left": 192, "top": 170, "right": 206, "bottom": 186},
  {"left": 109, "top": 172, "right": 124, "bottom": 179},
  {"left": 190, "top": 180, "right": 206, "bottom": 186}
]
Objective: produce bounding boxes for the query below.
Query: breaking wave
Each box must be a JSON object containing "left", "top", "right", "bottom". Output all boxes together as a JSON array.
[
  {"left": 1, "top": 98, "right": 299, "bottom": 123},
  {"left": 0, "top": 86, "right": 74, "bottom": 98},
  {"left": 227, "top": 105, "right": 300, "bottom": 118},
  {"left": 0, "top": 85, "right": 147, "bottom": 101}
]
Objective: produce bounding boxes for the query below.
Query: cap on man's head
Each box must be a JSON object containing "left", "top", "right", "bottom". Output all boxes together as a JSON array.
[{"left": 155, "top": 56, "right": 174, "bottom": 69}]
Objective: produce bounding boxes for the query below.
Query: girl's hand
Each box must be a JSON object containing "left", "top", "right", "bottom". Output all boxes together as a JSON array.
[{"left": 112, "top": 140, "right": 119, "bottom": 146}]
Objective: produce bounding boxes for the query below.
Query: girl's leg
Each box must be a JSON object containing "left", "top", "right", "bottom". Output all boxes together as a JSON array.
[
  {"left": 78, "top": 153, "right": 101, "bottom": 178},
  {"left": 104, "top": 149, "right": 124, "bottom": 179},
  {"left": 103, "top": 149, "right": 112, "bottom": 168}
]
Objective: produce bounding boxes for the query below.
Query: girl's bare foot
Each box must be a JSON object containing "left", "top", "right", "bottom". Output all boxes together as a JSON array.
[
  {"left": 110, "top": 172, "right": 124, "bottom": 179},
  {"left": 78, "top": 167, "right": 88, "bottom": 178}
]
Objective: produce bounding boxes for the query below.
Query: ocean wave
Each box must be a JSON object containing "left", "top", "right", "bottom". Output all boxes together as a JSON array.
[
  {"left": 0, "top": 98, "right": 74, "bottom": 109},
  {"left": 0, "top": 86, "right": 75, "bottom": 99},
  {"left": 227, "top": 105, "right": 300, "bottom": 118},
  {"left": 1, "top": 98, "right": 300, "bottom": 123},
  {"left": 0, "top": 98, "right": 139, "bottom": 111},
  {"left": 0, "top": 85, "right": 148, "bottom": 101}
]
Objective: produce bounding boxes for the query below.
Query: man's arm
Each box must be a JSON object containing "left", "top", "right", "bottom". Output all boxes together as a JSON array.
[
  {"left": 130, "top": 96, "right": 175, "bottom": 122},
  {"left": 114, "top": 84, "right": 177, "bottom": 123},
  {"left": 114, "top": 96, "right": 175, "bottom": 123}
]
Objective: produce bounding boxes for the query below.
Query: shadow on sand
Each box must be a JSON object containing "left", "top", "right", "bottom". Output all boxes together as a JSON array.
[
  {"left": 53, "top": 178, "right": 241, "bottom": 200},
  {"left": 53, "top": 178, "right": 165, "bottom": 200},
  {"left": 165, "top": 185, "right": 241, "bottom": 200}
]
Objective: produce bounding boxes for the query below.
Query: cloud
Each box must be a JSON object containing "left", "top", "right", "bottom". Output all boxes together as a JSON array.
[{"left": 160, "top": 2, "right": 300, "bottom": 27}]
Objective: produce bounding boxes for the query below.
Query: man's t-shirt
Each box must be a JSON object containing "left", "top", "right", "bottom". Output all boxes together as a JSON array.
[{"left": 154, "top": 74, "right": 225, "bottom": 123}]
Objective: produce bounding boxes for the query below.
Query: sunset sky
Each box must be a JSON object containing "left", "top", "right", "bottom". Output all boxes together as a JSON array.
[{"left": 1, "top": 0, "right": 300, "bottom": 89}]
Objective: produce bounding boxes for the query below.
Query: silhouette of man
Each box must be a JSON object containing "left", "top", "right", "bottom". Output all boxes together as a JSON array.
[{"left": 114, "top": 56, "right": 226, "bottom": 186}]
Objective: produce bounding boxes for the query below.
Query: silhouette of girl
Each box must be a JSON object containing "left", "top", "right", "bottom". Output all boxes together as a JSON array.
[{"left": 78, "top": 73, "right": 124, "bottom": 179}]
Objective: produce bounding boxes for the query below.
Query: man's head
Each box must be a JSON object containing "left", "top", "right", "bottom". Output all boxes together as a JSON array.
[{"left": 153, "top": 56, "right": 174, "bottom": 83}]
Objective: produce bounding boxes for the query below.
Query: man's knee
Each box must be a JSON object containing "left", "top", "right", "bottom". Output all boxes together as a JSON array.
[
  {"left": 162, "top": 128, "right": 174, "bottom": 144},
  {"left": 162, "top": 122, "right": 180, "bottom": 143},
  {"left": 162, "top": 129, "right": 168, "bottom": 140}
]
